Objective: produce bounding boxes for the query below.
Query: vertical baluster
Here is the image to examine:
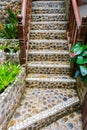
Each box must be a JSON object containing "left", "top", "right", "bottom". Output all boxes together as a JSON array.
[
  {"left": 17, "top": 15, "right": 26, "bottom": 65},
  {"left": 77, "top": 16, "right": 87, "bottom": 43},
  {"left": 73, "top": 25, "right": 78, "bottom": 44},
  {"left": 71, "top": 15, "right": 76, "bottom": 44},
  {"left": 68, "top": 1, "right": 75, "bottom": 45}
]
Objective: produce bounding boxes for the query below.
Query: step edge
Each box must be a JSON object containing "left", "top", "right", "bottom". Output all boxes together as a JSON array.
[
  {"left": 29, "top": 39, "right": 68, "bottom": 43},
  {"left": 32, "top": 1, "right": 64, "bottom": 3},
  {"left": 25, "top": 77, "right": 76, "bottom": 83},
  {"left": 32, "top": 13, "right": 66, "bottom": 16},
  {"left": 28, "top": 50, "right": 69, "bottom": 54},
  {"left": 27, "top": 63, "right": 70, "bottom": 68},
  {"left": 31, "top": 21, "right": 67, "bottom": 24},
  {"left": 30, "top": 30, "right": 66, "bottom": 32},
  {"left": 32, "top": 7, "right": 65, "bottom": 9},
  {"left": 7, "top": 97, "right": 79, "bottom": 130}
]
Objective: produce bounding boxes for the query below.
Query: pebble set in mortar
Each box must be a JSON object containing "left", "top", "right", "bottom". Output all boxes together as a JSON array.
[{"left": 0, "top": 0, "right": 21, "bottom": 23}]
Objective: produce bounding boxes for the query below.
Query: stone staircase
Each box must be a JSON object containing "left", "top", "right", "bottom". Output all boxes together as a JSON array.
[{"left": 7, "top": 0, "right": 83, "bottom": 130}]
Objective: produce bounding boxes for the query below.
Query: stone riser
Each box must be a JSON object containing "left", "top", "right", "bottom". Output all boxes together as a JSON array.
[
  {"left": 31, "top": 14, "right": 66, "bottom": 22},
  {"left": 29, "top": 41, "right": 68, "bottom": 50},
  {"left": 41, "top": 111, "right": 82, "bottom": 130},
  {"left": 27, "top": 67, "right": 70, "bottom": 75},
  {"left": 32, "top": 2, "right": 64, "bottom": 8},
  {"left": 25, "top": 81, "right": 76, "bottom": 89},
  {"left": 30, "top": 31, "right": 66, "bottom": 40},
  {"left": 28, "top": 54, "right": 69, "bottom": 62},
  {"left": 11, "top": 105, "right": 79, "bottom": 130},
  {"left": 32, "top": 8, "right": 65, "bottom": 14},
  {"left": 30, "top": 22, "right": 67, "bottom": 30}
]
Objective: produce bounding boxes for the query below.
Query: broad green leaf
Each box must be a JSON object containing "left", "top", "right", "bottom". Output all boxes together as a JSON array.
[
  {"left": 74, "top": 46, "right": 86, "bottom": 55},
  {"left": 70, "top": 42, "right": 82, "bottom": 52},
  {"left": 82, "top": 50, "right": 87, "bottom": 56},
  {"left": 76, "top": 56, "right": 84, "bottom": 64},
  {"left": 80, "top": 65, "right": 87, "bottom": 76},
  {"left": 74, "top": 70, "right": 80, "bottom": 78},
  {"left": 83, "top": 58, "right": 87, "bottom": 64}
]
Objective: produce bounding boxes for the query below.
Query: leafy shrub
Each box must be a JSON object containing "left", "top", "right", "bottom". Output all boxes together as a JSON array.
[
  {"left": 0, "top": 6, "right": 18, "bottom": 39},
  {"left": 70, "top": 42, "right": 87, "bottom": 82},
  {"left": 0, "top": 62, "right": 20, "bottom": 93},
  {"left": 0, "top": 41, "right": 20, "bottom": 53}
]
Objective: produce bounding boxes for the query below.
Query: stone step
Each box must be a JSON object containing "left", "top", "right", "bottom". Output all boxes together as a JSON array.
[
  {"left": 32, "top": 8, "right": 65, "bottom": 14},
  {"left": 41, "top": 111, "right": 82, "bottom": 130},
  {"left": 30, "top": 21, "right": 67, "bottom": 30},
  {"left": 25, "top": 74, "right": 76, "bottom": 89},
  {"left": 31, "top": 14, "right": 66, "bottom": 22},
  {"left": 32, "top": 1, "right": 64, "bottom": 8},
  {"left": 29, "top": 39, "right": 68, "bottom": 50},
  {"left": 0, "top": 1, "right": 6, "bottom": 6},
  {"left": 30, "top": 30, "right": 67, "bottom": 40},
  {"left": 7, "top": 87, "right": 79, "bottom": 130},
  {"left": 27, "top": 61, "right": 70, "bottom": 75},
  {"left": 28, "top": 50, "right": 69, "bottom": 62}
]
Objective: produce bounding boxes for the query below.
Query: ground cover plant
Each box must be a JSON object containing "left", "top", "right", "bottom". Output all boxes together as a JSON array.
[{"left": 0, "top": 62, "right": 20, "bottom": 93}]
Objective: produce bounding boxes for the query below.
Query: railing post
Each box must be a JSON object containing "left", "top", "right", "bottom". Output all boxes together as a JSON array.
[
  {"left": 77, "top": 16, "right": 87, "bottom": 43},
  {"left": 17, "top": 15, "right": 26, "bottom": 65}
]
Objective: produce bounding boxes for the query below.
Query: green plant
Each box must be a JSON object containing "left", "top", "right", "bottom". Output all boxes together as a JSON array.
[
  {"left": 0, "top": 7, "right": 18, "bottom": 39},
  {"left": 70, "top": 42, "right": 87, "bottom": 82},
  {"left": 0, "top": 24, "right": 18, "bottom": 39},
  {"left": 0, "top": 62, "right": 20, "bottom": 93},
  {"left": 0, "top": 41, "right": 20, "bottom": 53},
  {"left": 5, "top": 8, "right": 18, "bottom": 24}
]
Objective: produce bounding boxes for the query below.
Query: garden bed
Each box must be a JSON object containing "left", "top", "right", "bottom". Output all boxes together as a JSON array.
[
  {"left": 0, "top": 67, "right": 26, "bottom": 130},
  {"left": 0, "top": 39, "right": 20, "bottom": 64}
]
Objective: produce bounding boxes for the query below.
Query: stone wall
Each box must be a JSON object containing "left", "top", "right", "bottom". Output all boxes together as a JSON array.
[
  {"left": 76, "top": 77, "right": 87, "bottom": 104},
  {"left": 0, "top": 0, "right": 21, "bottom": 23},
  {"left": 0, "top": 67, "right": 26, "bottom": 130}
]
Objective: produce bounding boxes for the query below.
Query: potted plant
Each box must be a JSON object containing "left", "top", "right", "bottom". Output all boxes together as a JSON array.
[
  {"left": 70, "top": 42, "right": 87, "bottom": 103},
  {"left": 70, "top": 42, "right": 87, "bottom": 82}
]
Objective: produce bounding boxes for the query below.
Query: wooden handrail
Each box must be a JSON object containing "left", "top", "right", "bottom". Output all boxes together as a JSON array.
[
  {"left": 17, "top": 0, "right": 32, "bottom": 65},
  {"left": 21, "top": 0, "right": 27, "bottom": 25},
  {"left": 72, "top": 0, "right": 81, "bottom": 28}
]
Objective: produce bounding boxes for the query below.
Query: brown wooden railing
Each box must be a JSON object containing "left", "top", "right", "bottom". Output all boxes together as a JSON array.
[
  {"left": 17, "top": 0, "right": 32, "bottom": 65},
  {"left": 68, "top": 0, "right": 87, "bottom": 45},
  {"left": 67, "top": 0, "right": 87, "bottom": 76},
  {"left": 68, "top": 1, "right": 87, "bottom": 130}
]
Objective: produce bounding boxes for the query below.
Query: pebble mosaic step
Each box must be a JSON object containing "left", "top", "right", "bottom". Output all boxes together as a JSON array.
[
  {"left": 7, "top": 87, "right": 80, "bottom": 130},
  {"left": 27, "top": 61, "right": 70, "bottom": 75},
  {"left": 31, "top": 14, "right": 66, "bottom": 22},
  {"left": 30, "top": 21, "right": 67, "bottom": 30},
  {"left": 30, "top": 30, "right": 67, "bottom": 40},
  {"left": 32, "top": 8, "right": 65, "bottom": 14},
  {"left": 25, "top": 74, "right": 76, "bottom": 89},
  {"left": 28, "top": 50, "right": 69, "bottom": 62},
  {"left": 41, "top": 111, "right": 83, "bottom": 130},
  {"left": 29, "top": 39, "right": 68, "bottom": 50},
  {"left": 32, "top": 1, "right": 64, "bottom": 8},
  {"left": 0, "top": 2, "right": 6, "bottom": 7}
]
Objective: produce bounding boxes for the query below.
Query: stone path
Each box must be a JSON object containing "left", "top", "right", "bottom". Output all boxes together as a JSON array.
[{"left": 7, "top": 0, "right": 83, "bottom": 130}]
